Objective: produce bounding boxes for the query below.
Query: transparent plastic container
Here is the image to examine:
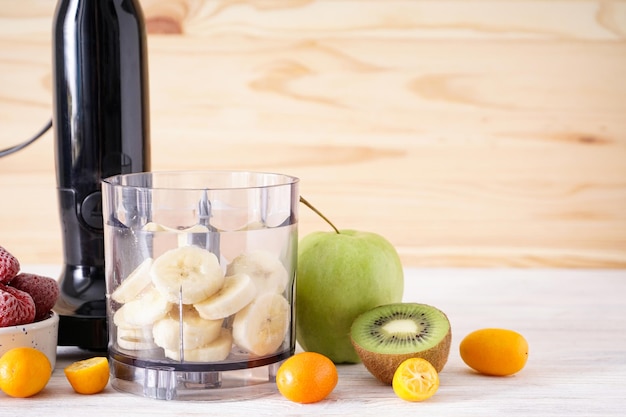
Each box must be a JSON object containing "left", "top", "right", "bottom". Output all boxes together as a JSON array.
[{"left": 101, "top": 171, "right": 299, "bottom": 400}]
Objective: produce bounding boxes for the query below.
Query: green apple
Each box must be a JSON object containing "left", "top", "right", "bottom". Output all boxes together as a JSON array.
[{"left": 295, "top": 229, "right": 404, "bottom": 363}]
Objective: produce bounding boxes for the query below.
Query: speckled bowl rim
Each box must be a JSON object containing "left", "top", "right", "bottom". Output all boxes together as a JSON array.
[{"left": 0, "top": 311, "right": 59, "bottom": 335}]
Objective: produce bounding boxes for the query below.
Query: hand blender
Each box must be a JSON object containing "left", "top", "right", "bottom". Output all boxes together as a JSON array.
[{"left": 52, "top": 0, "right": 151, "bottom": 350}]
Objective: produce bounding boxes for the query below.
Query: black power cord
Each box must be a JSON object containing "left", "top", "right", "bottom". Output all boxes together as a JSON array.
[{"left": 0, "top": 119, "right": 52, "bottom": 157}]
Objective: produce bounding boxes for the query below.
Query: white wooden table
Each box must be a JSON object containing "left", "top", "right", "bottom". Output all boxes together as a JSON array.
[{"left": 2, "top": 267, "right": 625, "bottom": 416}]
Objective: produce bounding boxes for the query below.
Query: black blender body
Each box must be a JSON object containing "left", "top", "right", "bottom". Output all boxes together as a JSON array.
[{"left": 52, "top": 0, "right": 150, "bottom": 349}]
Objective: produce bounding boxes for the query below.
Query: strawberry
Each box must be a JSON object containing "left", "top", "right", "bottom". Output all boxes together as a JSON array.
[
  {"left": 0, "top": 246, "right": 20, "bottom": 284},
  {"left": 0, "top": 284, "right": 36, "bottom": 327},
  {"left": 8, "top": 273, "right": 60, "bottom": 322}
]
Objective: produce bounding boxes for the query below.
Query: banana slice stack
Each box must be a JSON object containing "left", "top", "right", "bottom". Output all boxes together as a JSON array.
[{"left": 111, "top": 226, "right": 291, "bottom": 363}]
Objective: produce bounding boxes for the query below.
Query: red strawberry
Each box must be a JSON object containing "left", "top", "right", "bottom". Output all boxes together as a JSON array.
[
  {"left": 8, "top": 273, "right": 60, "bottom": 322},
  {"left": 0, "top": 284, "right": 36, "bottom": 327},
  {"left": 0, "top": 246, "right": 20, "bottom": 284}
]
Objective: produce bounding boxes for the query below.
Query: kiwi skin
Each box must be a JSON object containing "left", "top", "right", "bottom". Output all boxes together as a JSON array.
[{"left": 350, "top": 303, "right": 452, "bottom": 385}]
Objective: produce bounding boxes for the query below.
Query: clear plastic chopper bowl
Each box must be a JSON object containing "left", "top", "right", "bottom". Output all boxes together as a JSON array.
[{"left": 101, "top": 171, "right": 299, "bottom": 400}]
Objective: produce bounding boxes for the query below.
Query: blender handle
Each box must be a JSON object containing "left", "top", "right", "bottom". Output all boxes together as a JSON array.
[{"left": 52, "top": 0, "right": 151, "bottom": 349}]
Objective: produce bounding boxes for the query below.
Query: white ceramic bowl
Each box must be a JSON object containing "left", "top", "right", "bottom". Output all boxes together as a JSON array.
[{"left": 0, "top": 312, "right": 59, "bottom": 369}]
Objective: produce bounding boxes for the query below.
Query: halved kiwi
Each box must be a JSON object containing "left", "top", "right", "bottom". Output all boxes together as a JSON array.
[{"left": 350, "top": 303, "right": 451, "bottom": 385}]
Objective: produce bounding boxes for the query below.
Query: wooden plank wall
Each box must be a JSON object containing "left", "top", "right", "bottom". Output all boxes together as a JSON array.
[{"left": 1, "top": 0, "right": 625, "bottom": 268}]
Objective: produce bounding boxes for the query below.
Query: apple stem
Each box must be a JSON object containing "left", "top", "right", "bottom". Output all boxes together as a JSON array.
[{"left": 299, "top": 196, "right": 340, "bottom": 234}]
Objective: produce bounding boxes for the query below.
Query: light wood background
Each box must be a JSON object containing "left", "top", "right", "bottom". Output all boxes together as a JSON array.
[{"left": 1, "top": 0, "right": 625, "bottom": 268}]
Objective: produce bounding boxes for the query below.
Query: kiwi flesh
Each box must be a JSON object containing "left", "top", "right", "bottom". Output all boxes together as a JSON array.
[{"left": 350, "top": 303, "right": 451, "bottom": 385}]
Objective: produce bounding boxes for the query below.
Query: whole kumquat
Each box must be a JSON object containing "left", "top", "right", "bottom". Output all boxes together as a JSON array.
[
  {"left": 459, "top": 328, "right": 529, "bottom": 376},
  {"left": 0, "top": 347, "right": 52, "bottom": 398},
  {"left": 276, "top": 351, "right": 338, "bottom": 403}
]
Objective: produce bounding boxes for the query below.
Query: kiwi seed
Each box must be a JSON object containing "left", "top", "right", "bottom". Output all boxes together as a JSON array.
[{"left": 350, "top": 303, "right": 451, "bottom": 385}]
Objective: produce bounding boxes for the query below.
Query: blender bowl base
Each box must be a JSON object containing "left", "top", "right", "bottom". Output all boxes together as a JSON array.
[{"left": 110, "top": 354, "right": 288, "bottom": 401}]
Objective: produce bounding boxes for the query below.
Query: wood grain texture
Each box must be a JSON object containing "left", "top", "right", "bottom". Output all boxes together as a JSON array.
[{"left": 1, "top": 0, "right": 625, "bottom": 267}]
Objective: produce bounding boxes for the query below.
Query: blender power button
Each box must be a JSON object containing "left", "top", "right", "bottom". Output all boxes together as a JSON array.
[{"left": 81, "top": 191, "right": 103, "bottom": 229}]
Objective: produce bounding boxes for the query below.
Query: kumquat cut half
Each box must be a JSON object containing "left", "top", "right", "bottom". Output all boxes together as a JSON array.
[
  {"left": 392, "top": 357, "right": 440, "bottom": 402},
  {"left": 64, "top": 356, "right": 110, "bottom": 394}
]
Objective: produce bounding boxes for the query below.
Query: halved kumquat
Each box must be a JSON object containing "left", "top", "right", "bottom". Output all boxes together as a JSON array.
[
  {"left": 392, "top": 357, "right": 439, "bottom": 402},
  {"left": 64, "top": 356, "right": 110, "bottom": 394}
]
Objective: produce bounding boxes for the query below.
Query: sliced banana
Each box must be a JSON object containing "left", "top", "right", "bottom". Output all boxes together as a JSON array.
[
  {"left": 117, "top": 325, "right": 153, "bottom": 341},
  {"left": 111, "top": 258, "right": 154, "bottom": 303},
  {"left": 116, "top": 286, "right": 172, "bottom": 327},
  {"left": 152, "top": 306, "right": 223, "bottom": 351},
  {"left": 163, "top": 328, "right": 233, "bottom": 362},
  {"left": 151, "top": 245, "right": 224, "bottom": 304},
  {"left": 117, "top": 335, "right": 158, "bottom": 351},
  {"left": 112, "top": 304, "right": 136, "bottom": 327},
  {"left": 193, "top": 273, "right": 257, "bottom": 320},
  {"left": 113, "top": 303, "right": 159, "bottom": 351},
  {"left": 117, "top": 336, "right": 157, "bottom": 350},
  {"left": 226, "top": 250, "right": 289, "bottom": 295},
  {"left": 116, "top": 327, "right": 158, "bottom": 351},
  {"left": 232, "top": 292, "right": 290, "bottom": 357}
]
